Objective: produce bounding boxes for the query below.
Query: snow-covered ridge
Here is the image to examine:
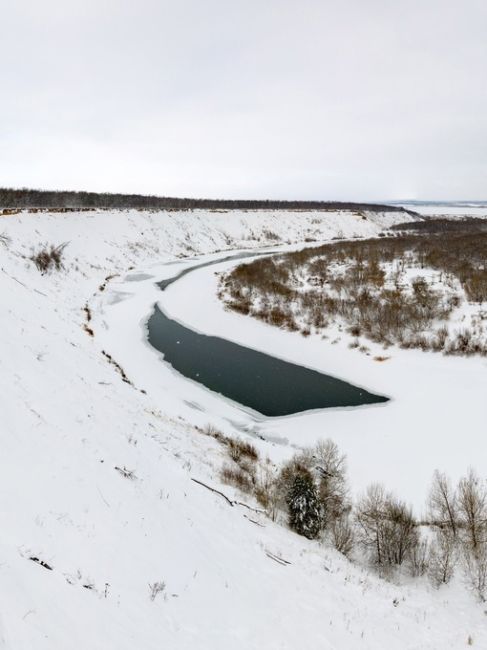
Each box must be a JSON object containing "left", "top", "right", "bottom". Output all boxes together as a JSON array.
[{"left": 2, "top": 207, "right": 486, "bottom": 649}]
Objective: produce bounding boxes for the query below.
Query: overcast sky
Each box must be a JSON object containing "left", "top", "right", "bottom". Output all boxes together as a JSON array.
[{"left": 1, "top": 0, "right": 486, "bottom": 201}]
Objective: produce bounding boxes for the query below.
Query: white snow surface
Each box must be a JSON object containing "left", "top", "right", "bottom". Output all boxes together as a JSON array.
[
  {"left": 399, "top": 203, "right": 487, "bottom": 218},
  {"left": 1, "top": 207, "right": 486, "bottom": 649}
]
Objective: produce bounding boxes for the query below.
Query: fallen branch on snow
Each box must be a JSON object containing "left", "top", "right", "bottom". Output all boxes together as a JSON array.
[
  {"left": 265, "top": 551, "right": 292, "bottom": 566},
  {"left": 191, "top": 478, "right": 234, "bottom": 507},
  {"left": 235, "top": 500, "right": 266, "bottom": 515},
  {"left": 244, "top": 514, "right": 265, "bottom": 527}
]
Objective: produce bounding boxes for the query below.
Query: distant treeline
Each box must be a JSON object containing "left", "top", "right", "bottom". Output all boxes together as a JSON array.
[
  {"left": 0, "top": 187, "right": 411, "bottom": 213},
  {"left": 391, "top": 217, "right": 487, "bottom": 233}
]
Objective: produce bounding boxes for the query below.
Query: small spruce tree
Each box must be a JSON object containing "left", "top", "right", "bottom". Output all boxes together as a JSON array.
[{"left": 286, "top": 469, "right": 321, "bottom": 539}]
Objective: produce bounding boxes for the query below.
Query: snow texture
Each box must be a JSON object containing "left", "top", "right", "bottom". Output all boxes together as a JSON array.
[{"left": 1, "top": 206, "right": 486, "bottom": 649}]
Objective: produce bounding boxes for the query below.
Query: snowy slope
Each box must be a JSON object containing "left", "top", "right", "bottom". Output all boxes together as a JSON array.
[{"left": 1, "top": 207, "right": 486, "bottom": 649}]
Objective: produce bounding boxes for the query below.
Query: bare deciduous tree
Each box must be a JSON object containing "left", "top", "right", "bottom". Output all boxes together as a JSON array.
[
  {"left": 455, "top": 469, "right": 487, "bottom": 601},
  {"left": 330, "top": 514, "right": 355, "bottom": 558},
  {"left": 255, "top": 461, "right": 280, "bottom": 521},
  {"left": 428, "top": 470, "right": 458, "bottom": 535},
  {"left": 313, "top": 439, "right": 350, "bottom": 528},
  {"left": 355, "top": 484, "right": 387, "bottom": 566},
  {"left": 429, "top": 528, "right": 457, "bottom": 587},
  {"left": 463, "top": 544, "right": 487, "bottom": 602},
  {"left": 355, "top": 484, "right": 418, "bottom": 569},
  {"left": 457, "top": 469, "right": 487, "bottom": 552}
]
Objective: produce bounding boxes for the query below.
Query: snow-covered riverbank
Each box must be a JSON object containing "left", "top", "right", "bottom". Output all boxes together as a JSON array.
[
  {"left": 148, "top": 250, "right": 486, "bottom": 514},
  {"left": 2, "top": 206, "right": 487, "bottom": 649}
]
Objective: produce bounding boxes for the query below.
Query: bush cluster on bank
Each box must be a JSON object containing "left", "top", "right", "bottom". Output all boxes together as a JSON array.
[
  {"left": 212, "top": 425, "right": 487, "bottom": 600},
  {"left": 220, "top": 221, "right": 487, "bottom": 356},
  {"left": 30, "top": 243, "right": 67, "bottom": 273}
]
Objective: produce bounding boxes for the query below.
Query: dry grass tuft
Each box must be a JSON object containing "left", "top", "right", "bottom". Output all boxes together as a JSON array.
[{"left": 30, "top": 243, "right": 67, "bottom": 273}]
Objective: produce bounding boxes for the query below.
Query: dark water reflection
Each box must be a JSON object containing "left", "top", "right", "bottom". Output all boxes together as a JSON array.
[
  {"left": 147, "top": 250, "right": 388, "bottom": 416},
  {"left": 148, "top": 303, "right": 388, "bottom": 416}
]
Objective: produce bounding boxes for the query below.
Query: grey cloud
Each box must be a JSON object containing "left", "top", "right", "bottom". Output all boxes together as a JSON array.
[{"left": 1, "top": 0, "right": 486, "bottom": 200}]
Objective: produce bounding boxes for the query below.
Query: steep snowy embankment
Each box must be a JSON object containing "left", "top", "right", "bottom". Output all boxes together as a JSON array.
[{"left": 1, "top": 207, "right": 486, "bottom": 649}]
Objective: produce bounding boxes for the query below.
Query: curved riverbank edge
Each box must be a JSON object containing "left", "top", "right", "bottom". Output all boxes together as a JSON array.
[
  {"left": 94, "top": 229, "right": 485, "bottom": 511},
  {"left": 146, "top": 247, "right": 388, "bottom": 416},
  {"left": 146, "top": 250, "right": 487, "bottom": 510}
]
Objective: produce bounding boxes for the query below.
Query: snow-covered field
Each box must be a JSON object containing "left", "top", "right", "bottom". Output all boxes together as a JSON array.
[
  {"left": 399, "top": 202, "right": 487, "bottom": 218},
  {"left": 1, "top": 207, "right": 487, "bottom": 648}
]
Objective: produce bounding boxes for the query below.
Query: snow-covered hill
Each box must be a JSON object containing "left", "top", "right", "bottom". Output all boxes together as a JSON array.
[{"left": 1, "top": 207, "right": 486, "bottom": 649}]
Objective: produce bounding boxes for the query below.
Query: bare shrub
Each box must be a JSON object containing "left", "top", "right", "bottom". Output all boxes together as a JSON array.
[
  {"left": 465, "top": 270, "right": 487, "bottom": 303},
  {"left": 262, "top": 228, "right": 280, "bottom": 241},
  {"left": 227, "top": 438, "right": 259, "bottom": 464},
  {"left": 355, "top": 484, "right": 418, "bottom": 569},
  {"left": 445, "top": 330, "right": 487, "bottom": 357},
  {"left": 230, "top": 299, "right": 251, "bottom": 315},
  {"left": 149, "top": 581, "right": 166, "bottom": 601},
  {"left": 0, "top": 232, "right": 10, "bottom": 247},
  {"left": 455, "top": 469, "right": 487, "bottom": 600},
  {"left": 431, "top": 326, "right": 449, "bottom": 351},
  {"left": 30, "top": 242, "right": 67, "bottom": 273},
  {"left": 450, "top": 329, "right": 473, "bottom": 354},
  {"left": 201, "top": 425, "right": 259, "bottom": 464},
  {"left": 457, "top": 469, "right": 487, "bottom": 552},
  {"left": 428, "top": 470, "right": 458, "bottom": 535},
  {"left": 313, "top": 439, "right": 350, "bottom": 528},
  {"left": 409, "top": 536, "right": 430, "bottom": 577},
  {"left": 220, "top": 464, "right": 254, "bottom": 494},
  {"left": 330, "top": 514, "right": 354, "bottom": 557},
  {"left": 254, "top": 461, "right": 280, "bottom": 520},
  {"left": 355, "top": 484, "right": 387, "bottom": 566},
  {"left": 463, "top": 544, "right": 487, "bottom": 602},
  {"left": 429, "top": 528, "right": 457, "bottom": 587},
  {"left": 202, "top": 423, "right": 226, "bottom": 444}
]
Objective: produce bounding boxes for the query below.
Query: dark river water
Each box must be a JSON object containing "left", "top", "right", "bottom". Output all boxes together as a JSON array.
[{"left": 147, "top": 252, "right": 388, "bottom": 417}]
